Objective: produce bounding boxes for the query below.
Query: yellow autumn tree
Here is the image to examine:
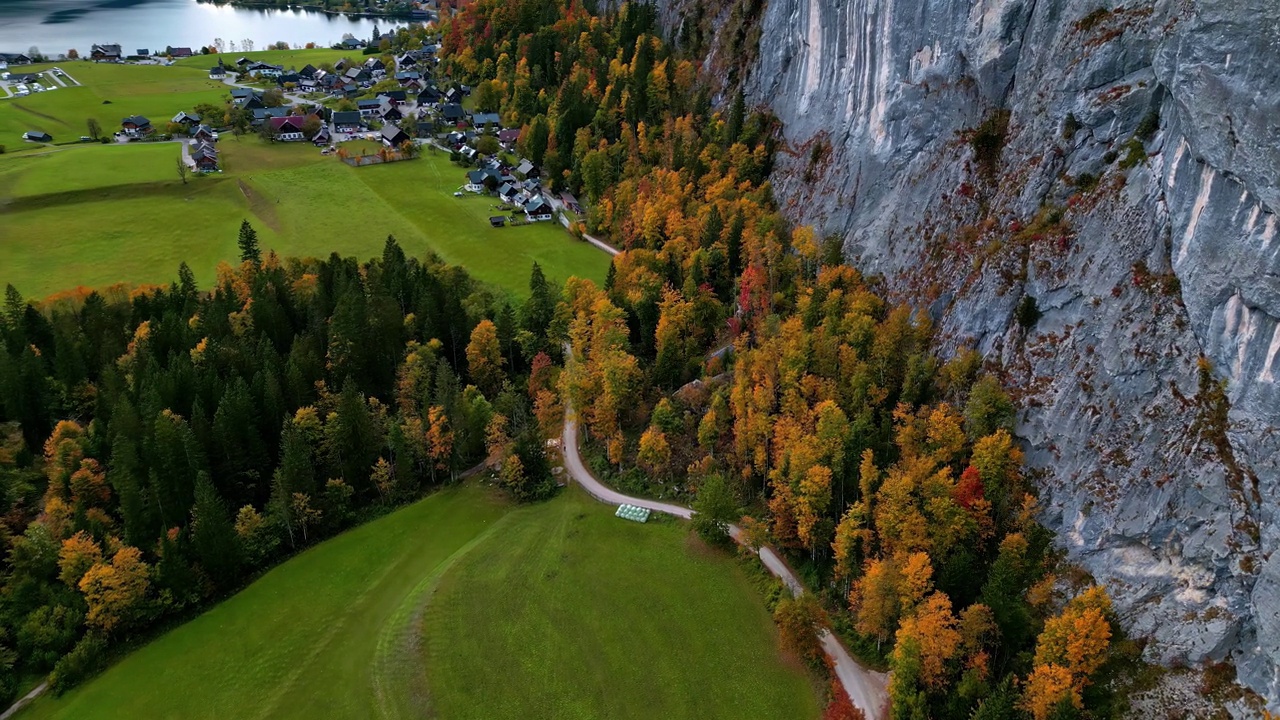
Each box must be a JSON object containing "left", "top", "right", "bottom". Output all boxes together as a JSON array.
[
  {"left": 466, "top": 319, "right": 505, "bottom": 398},
  {"left": 1033, "top": 585, "right": 1113, "bottom": 690},
  {"left": 894, "top": 592, "right": 962, "bottom": 690},
  {"left": 79, "top": 546, "right": 150, "bottom": 634},
  {"left": 637, "top": 426, "right": 671, "bottom": 476},
  {"left": 58, "top": 531, "right": 102, "bottom": 588}
]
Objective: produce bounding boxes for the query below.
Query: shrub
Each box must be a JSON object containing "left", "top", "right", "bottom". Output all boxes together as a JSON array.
[
  {"left": 1016, "top": 295, "right": 1042, "bottom": 329},
  {"left": 1135, "top": 108, "right": 1160, "bottom": 141},
  {"left": 970, "top": 109, "right": 1011, "bottom": 181},
  {"left": 1062, "top": 113, "right": 1080, "bottom": 141},
  {"left": 773, "top": 594, "right": 829, "bottom": 670},
  {"left": 50, "top": 633, "right": 107, "bottom": 694},
  {"left": 1076, "top": 8, "right": 1111, "bottom": 32},
  {"left": 1119, "top": 138, "right": 1146, "bottom": 169}
]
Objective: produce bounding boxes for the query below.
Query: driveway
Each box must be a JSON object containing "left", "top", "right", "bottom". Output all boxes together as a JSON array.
[{"left": 560, "top": 379, "right": 890, "bottom": 719}]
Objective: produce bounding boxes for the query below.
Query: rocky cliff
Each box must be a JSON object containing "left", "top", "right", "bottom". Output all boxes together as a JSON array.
[{"left": 674, "top": 0, "right": 1280, "bottom": 705}]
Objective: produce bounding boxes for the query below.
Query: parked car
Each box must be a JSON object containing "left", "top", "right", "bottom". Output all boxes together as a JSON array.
[{"left": 79, "top": 136, "right": 92, "bottom": 142}]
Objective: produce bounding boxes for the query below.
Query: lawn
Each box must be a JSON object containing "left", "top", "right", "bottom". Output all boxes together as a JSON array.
[
  {"left": 172, "top": 48, "right": 360, "bottom": 71},
  {"left": 0, "top": 141, "right": 608, "bottom": 299},
  {"left": 20, "top": 484, "right": 512, "bottom": 720},
  {"left": 0, "top": 62, "right": 230, "bottom": 142},
  {"left": 358, "top": 151, "right": 608, "bottom": 292},
  {"left": 17, "top": 484, "right": 820, "bottom": 720},
  {"left": 423, "top": 486, "right": 822, "bottom": 720}
]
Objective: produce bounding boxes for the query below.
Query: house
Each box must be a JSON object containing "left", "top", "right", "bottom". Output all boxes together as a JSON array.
[
  {"left": 497, "top": 182, "right": 519, "bottom": 202},
  {"left": 339, "top": 82, "right": 359, "bottom": 98},
  {"left": 356, "top": 98, "right": 382, "bottom": 117},
  {"left": 192, "top": 125, "right": 216, "bottom": 142},
  {"left": 209, "top": 65, "right": 226, "bottom": 79},
  {"left": 379, "top": 103, "right": 403, "bottom": 122},
  {"left": 121, "top": 115, "right": 153, "bottom": 135},
  {"left": 380, "top": 123, "right": 410, "bottom": 146},
  {"left": 312, "top": 125, "right": 331, "bottom": 146},
  {"left": 489, "top": 216, "right": 507, "bottom": 228},
  {"left": 444, "top": 87, "right": 463, "bottom": 104},
  {"left": 22, "top": 130, "right": 52, "bottom": 143},
  {"left": 0, "top": 53, "right": 33, "bottom": 65},
  {"left": 343, "top": 67, "right": 369, "bottom": 84},
  {"left": 333, "top": 58, "right": 351, "bottom": 71},
  {"left": 395, "top": 71, "right": 421, "bottom": 82},
  {"left": 362, "top": 58, "right": 385, "bottom": 73},
  {"left": 91, "top": 44, "right": 123, "bottom": 62},
  {"left": 441, "top": 103, "right": 465, "bottom": 123},
  {"left": 230, "top": 87, "right": 255, "bottom": 99},
  {"left": 559, "top": 192, "right": 583, "bottom": 215},
  {"left": 523, "top": 195, "right": 554, "bottom": 221},
  {"left": 236, "top": 56, "right": 252, "bottom": 66},
  {"left": 267, "top": 115, "right": 314, "bottom": 141},
  {"left": 331, "top": 110, "right": 364, "bottom": 132},
  {"left": 415, "top": 119, "right": 437, "bottom": 137},
  {"left": 340, "top": 37, "right": 364, "bottom": 50},
  {"left": 171, "top": 111, "right": 201, "bottom": 128},
  {"left": 135, "top": 48, "right": 152, "bottom": 58},
  {"left": 277, "top": 73, "right": 300, "bottom": 86},
  {"left": 515, "top": 159, "right": 539, "bottom": 179},
  {"left": 377, "top": 89, "right": 407, "bottom": 105},
  {"left": 246, "top": 62, "right": 283, "bottom": 78},
  {"left": 190, "top": 141, "right": 219, "bottom": 171},
  {"left": 499, "top": 128, "right": 522, "bottom": 146},
  {"left": 470, "top": 112, "right": 501, "bottom": 130},
  {"left": 298, "top": 64, "right": 317, "bottom": 79},
  {"left": 417, "top": 86, "right": 441, "bottom": 105},
  {"left": 169, "top": 47, "right": 194, "bottom": 58},
  {"left": 251, "top": 107, "right": 289, "bottom": 126},
  {"left": 465, "top": 170, "right": 486, "bottom": 192}
]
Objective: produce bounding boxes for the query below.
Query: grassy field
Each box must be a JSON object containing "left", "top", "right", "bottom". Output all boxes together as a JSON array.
[
  {"left": 423, "top": 487, "right": 821, "bottom": 720},
  {"left": 0, "top": 140, "right": 607, "bottom": 298},
  {"left": 21, "top": 484, "right": 511, "bottom": 720},
  {"left": 171, "top": 48, "right": 359, "bottom": 71},
  {"left": 0, "top": 62, "right": 229, "bottom": 142},
  {"left": 18, "top": 484, "right": 820, "bottom": 719}
]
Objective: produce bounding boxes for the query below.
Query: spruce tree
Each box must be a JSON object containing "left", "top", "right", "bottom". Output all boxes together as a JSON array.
[
  {"left": 191, "top": 472, "right": 241, "bottom": 589},
  {"left": 237, "top": 220, "right": 261, "bottom": 266}
]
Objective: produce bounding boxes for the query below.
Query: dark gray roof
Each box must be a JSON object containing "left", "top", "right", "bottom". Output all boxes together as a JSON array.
[{"left": 331, "top": 110, "right": 362, "bottom": 125}]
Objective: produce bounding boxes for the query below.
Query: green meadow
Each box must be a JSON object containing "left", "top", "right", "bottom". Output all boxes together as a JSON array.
[
  {"left": 0, "top": 62, "right": 229, "bottom": 141},
  {"left": 423, "top": 487, "right": 821, "bottom": 720},
  {"left": 0, "top": 139, "right": 607, "bottom": 298},
  {"left": 19, "top": 485, "right": 819, "bottom": 720}
]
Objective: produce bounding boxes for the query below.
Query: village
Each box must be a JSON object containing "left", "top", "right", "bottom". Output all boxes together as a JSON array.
[{"left": 2, "top": 28, "right": 577, "bottom": 229}]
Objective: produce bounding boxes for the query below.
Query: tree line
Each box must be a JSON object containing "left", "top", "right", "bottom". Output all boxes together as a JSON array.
[{"left": 0, "top": 227, "right": 562, "bottom": 700}]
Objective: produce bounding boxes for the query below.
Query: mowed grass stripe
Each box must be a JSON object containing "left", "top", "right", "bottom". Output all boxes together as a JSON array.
[
  {"left": 20, "top": 484, "right": 510, "bottom": 720},
  {"left": 422, "top": 486, "right": 822, "bottom": 720}
]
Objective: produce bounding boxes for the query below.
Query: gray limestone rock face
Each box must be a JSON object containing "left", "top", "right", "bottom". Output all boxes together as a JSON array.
[{"left": 665, "top": 0, "right": 1280, "bottom": 705}]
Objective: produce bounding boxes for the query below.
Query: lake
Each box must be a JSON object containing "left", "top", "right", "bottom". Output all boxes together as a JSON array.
[{"left": 0, "top": 0, "right": 390, "bottom": 57}]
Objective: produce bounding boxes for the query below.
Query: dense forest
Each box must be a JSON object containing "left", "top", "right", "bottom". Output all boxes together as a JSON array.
[
  {"left": 0, "top": 2, "right": 1147, "bottom": 719},
  {"left": 0, "top": 228, "right": 560, "bottom": 700},
  {"left": 440, "top": 2, "right": 1139, "bottom": 719}
]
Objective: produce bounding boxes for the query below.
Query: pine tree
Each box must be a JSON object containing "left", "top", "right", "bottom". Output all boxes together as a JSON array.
[
  {"left": 191, "top": 472, "right": 241, "bottom": 589},
  {"left": 237, "top": 220, "right": 261, "bottom": 266}
]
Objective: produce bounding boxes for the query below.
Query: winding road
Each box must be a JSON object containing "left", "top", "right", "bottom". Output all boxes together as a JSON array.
[{"left": 561, "top": 410, "right": 890, "bottom": 719}]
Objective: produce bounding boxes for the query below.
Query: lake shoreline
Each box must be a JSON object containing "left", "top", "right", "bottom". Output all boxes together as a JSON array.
[{"left": 192, "top": 0, "right": 420, "bottom": 20}]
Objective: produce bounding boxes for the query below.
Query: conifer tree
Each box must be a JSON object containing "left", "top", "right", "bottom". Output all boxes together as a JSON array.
[
  {"left": 191, "top": 472, "right": 241, "bottom": 589},
  {"left": 237, "top": 220, "right": 261, "bottom": 266}
]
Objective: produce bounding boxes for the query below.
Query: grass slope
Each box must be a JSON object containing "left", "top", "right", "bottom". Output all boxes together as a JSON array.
[
  {"left": 0, "top": 142, "right": 607, "bottom": 298},
  {"left": 21, "top": 484, "right": 510, "bottom": 720},
  {"left": 423, "top": 486, "right": 822, "bottom": 720},
  {"left": 0, "top": 63, "right": 229, "bottom": 141},
  {"left": 171, "top": 49, "right": 359, "bottom": 71}
]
